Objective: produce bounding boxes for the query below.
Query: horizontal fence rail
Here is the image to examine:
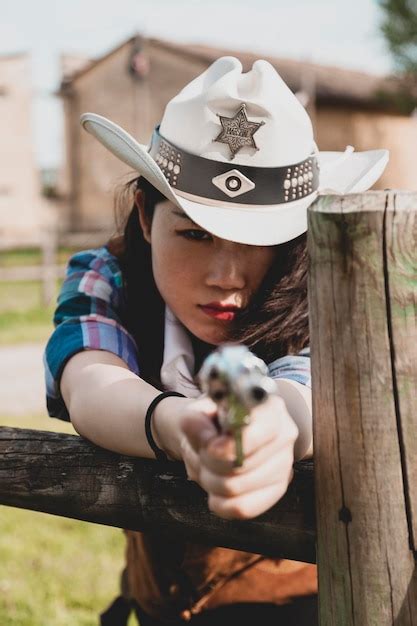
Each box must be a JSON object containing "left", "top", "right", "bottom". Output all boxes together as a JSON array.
[
  {"left": 0, "top": 265, "right": 66, "bottom": 281},
  {"left": 0, "top": 426, "right": 316, "bottom": 564}
]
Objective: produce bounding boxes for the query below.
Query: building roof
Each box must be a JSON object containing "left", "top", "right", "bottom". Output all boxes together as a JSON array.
[
  {"left": 60, "top": 36, "right": 415, "bottom": 113},
  {"left": 60, "top": 54, "right": 93, "bottom": 83}
]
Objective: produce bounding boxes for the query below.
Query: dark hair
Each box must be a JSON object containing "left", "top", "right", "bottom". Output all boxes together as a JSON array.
[{"left": 108, "top": 177, "right": 309, "bottom": 387}]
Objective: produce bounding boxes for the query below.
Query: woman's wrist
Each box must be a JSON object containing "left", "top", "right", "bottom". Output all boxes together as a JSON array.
[{"left": 152, "top": 396, "right": 190, "bottom": 461}]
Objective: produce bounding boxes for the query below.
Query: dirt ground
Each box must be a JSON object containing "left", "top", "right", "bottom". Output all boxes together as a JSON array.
[{"left": 0, "top": 343, "right": 46, "bottom": 416}]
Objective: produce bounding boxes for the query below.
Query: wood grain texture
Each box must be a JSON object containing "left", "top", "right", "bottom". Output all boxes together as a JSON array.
[
  {"left": 308, "top": 190, "right": 417, "bottom": 626},
  {"left": 384, "top": 192, "right": 417, "bottom": 550},
  {"left": 0, "top": 426, "right": 316, "bottom": 563}
]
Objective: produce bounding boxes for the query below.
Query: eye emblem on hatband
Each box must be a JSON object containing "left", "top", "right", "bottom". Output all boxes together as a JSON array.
[
  {"left": 226, "top": 176, "right": 241, "bottom": 191},
  {"left": 212, "top": 169, "right": 255, "bottom": 198}
]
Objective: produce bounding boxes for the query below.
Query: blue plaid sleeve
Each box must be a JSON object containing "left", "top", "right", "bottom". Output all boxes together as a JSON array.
[
  {"left": 43, "top": 246, "right": 139, "bottom": 422},
  {"left": 267, "top": 346, "right": 311, "bottom": 387}
]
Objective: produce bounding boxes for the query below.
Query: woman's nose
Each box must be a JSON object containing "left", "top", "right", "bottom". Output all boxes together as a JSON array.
[{"left": 205, "top": 250, "right": 246, "bottom": 291}]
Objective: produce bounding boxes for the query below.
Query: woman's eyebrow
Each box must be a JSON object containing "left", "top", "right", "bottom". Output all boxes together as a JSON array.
[{"left": 171, "top": 209, "right": 199, "bottom": 226}]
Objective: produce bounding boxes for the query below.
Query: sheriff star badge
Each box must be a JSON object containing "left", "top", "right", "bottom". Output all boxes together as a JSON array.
[{"left": 215, "top": 103, "right": 265, "bottom": 159}]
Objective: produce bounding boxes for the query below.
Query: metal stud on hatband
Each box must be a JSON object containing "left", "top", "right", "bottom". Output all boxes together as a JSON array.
[
  {"left": 291, "top": 178, "right": 298, "bottom": 188},
  {"left": 226, "top": 176, "right": 241, "bottom": 191},
  {"left": 284, "top": 179, "right": 291, "bottom": 190},
  {"left": 168, "top": 161, "right": 173, "bottom": 171},
  {"left": 173, "top": 164, "right": 180, "bottom": 175}
]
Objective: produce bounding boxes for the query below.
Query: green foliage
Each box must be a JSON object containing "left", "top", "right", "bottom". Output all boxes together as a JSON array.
[{"left": 379, "top": 0, "right": 417, "bottom": 75}]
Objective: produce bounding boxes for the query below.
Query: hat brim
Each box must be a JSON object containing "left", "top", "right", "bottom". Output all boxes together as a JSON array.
[{"left": 81, "top": 113, "right": 389, "bottom": 246}]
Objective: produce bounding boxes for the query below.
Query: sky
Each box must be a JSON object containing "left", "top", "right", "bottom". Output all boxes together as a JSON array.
[{"left": 1, "top": 0, "right": 394, "bottom": 168}]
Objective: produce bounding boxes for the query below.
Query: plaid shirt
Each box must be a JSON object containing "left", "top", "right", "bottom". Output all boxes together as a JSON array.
[{"left": 43, "top": 246, "right": 311, "bottom": 421}]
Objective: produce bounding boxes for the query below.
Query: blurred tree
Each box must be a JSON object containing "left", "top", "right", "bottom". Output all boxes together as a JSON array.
[
  {"left": 378, "top": 0, "right": 417, "bottom": 112},
  {"left": 379, "top": 0, "right": 417, "bottom": 74}
]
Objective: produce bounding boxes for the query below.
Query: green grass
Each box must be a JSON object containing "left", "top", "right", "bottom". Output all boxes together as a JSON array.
[
  {"left": 0, "top": 414, "right": 75, "bottom": 433},
  {"left": 0, "top": 281, "right": 58, "bottom": 345},
  {"left": 0, "top": 415, "right": 137, "bottom": 626}
]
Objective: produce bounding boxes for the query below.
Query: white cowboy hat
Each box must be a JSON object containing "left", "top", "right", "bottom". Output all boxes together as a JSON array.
[{"left": 80, "top": 56, "right": 389, "bottom": 246}]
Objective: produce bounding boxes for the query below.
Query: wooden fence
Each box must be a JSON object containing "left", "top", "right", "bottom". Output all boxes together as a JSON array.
[
  {"left": 0, "top": 232, "right": 63, "bottom": 305},
  {"left": 0, "top": 190, "right": 416, "bottom": 625},
  {"left": 0, "top": 230, "right": 107, "bottom": 305}
]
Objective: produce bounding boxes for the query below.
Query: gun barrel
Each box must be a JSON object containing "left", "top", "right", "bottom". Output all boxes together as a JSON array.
[{"left": 198, "top": 345, "right": 274, "bottom": 467}]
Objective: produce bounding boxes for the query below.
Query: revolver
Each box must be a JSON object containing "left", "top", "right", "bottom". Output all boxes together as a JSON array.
[{"left": 198, "top": 345, "right": 276, "bottom": 467}]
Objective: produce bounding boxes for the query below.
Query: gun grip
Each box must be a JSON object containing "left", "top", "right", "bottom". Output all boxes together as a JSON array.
[{"left": 234, "top": 430, "right": 244, "bottom": 468}]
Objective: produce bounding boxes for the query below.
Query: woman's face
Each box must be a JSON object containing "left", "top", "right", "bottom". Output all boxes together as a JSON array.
[{"left": 138, "top": 194, "right": 278, "bottom": 346}]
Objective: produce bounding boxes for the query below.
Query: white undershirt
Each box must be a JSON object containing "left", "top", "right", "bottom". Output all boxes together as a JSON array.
[{"left": 160, "top": 306, "right": 313, "bottom": 459}]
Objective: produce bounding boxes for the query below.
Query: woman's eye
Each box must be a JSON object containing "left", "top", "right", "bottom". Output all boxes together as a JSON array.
[{"left": 177, "top": 229, "right": 212, "bottom": 241}]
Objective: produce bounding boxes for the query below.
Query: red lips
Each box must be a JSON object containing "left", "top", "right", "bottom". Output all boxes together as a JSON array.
[
  {"left": 203, "top": 301, "right": 240, "bottom": 311},
  {"left": 199, "top": 302, "right": 240, "bottom": 321}
]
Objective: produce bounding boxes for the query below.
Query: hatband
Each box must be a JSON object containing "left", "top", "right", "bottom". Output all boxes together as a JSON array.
[{"left": 149, "top": 127, "right": 320, "bottom": 206}]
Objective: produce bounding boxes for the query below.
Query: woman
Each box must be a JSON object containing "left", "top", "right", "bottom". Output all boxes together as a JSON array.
[{"left": 44, "top": 57, "right": 388, "bottom": 625}]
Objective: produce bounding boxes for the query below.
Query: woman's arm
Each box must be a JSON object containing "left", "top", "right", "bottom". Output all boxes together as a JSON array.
[
  {"left": 62, "top": 349, "right": 300, "bottom": 520},
  {"left": 268, "top": 347, "right": 313, "bottom": 460},
  {"left": 61, "top": 349, "right": 190, "bottom": 460}
]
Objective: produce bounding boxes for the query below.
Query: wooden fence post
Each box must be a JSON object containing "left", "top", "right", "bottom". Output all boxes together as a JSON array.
[
  {"left": 41, "top": 228, "right": 57, "bottom": 306},
  {"left": 308, "top": 190, "right": 417, "bottom": 625}
]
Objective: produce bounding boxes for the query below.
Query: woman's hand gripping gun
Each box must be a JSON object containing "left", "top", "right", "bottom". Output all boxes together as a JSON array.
[{"left": 198, "top": 345, "right": 276, "bottom": 467}]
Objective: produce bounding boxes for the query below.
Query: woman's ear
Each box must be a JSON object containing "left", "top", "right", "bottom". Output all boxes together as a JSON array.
[{"left": 135, "top": 190, "right": 152, "bottom": 244}]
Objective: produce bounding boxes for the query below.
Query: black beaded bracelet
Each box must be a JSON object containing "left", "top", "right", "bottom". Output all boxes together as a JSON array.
[{"left": 145, "top": 391, "right": 186, "bottom": 461}]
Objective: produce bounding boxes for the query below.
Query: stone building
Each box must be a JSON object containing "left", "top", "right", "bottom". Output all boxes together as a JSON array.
[
  {"left": 0, "top": 53, "right": 44, "bottom": 247},
  {"left": 59, "top": 36, "right": 417, "bottom": 236}
]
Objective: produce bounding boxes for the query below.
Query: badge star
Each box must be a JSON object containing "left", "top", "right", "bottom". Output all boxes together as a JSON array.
[{"left": 215, "top": 103, "right": 265, "bottom": 159}]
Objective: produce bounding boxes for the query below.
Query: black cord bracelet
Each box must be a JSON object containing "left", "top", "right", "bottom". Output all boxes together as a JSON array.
[{"left": 145, "top": 391, "right": 186, "bottom": 461}]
